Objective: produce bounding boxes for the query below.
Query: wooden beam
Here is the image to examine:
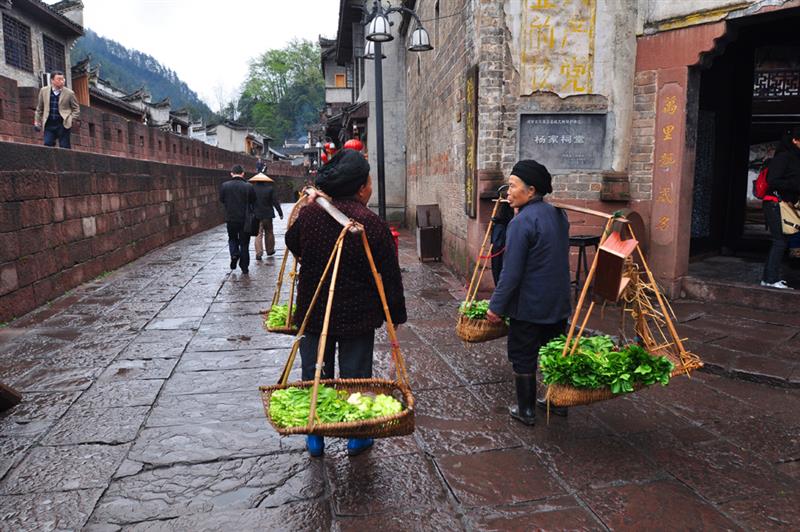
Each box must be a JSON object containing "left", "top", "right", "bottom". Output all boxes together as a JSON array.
[{"left": 548, "top": 201, "right": 629, "bottom": 223}]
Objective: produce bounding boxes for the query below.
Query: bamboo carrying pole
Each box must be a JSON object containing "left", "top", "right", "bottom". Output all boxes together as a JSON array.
[
  {"left": 285, "top": 258, "right": 298, "bottom": 327},
  {"left": 278, "top": 228, "right": 349, "bottom": 386},
  {"left": 626, "top": 226, "right": 691, "bottom": 366},
  {"left": 465, "top": 197, "right": 504, "bottom": 304},
  {"left": 306, "top": 230, "right": 348, "bottom": 429},
  {"left": 360, "top": 231, "right": 409, "bottom": 388},
  {"left": 272, "top": 249, "right": 290, "bottom": 308},
  {"left": 561, "top": 217, "right": 615, "bottom": 357}
]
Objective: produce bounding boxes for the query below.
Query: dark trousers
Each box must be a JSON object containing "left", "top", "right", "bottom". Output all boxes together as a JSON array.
[
  {"left": 507, "top": 318, "right": 567, "bottom": 374},
  {"left": 43, "top": 118, "right": 71, "bottom": 149},
  {"left": 226, "top": 221, "right": 251, "bottom": 270},
  {"left": 763, "top": 201, "right": 786, "bottom": 283},
  {"left": 299, "top": 331, "right": 375, "bottom": 381}
]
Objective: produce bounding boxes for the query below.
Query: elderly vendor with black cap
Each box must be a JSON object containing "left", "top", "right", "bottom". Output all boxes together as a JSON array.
[
  {"left": 285, "top": 148, "right": 407, "bottom": 458},
  {"left": 486, "top": 159, "right": 571, "bottom": 426}
]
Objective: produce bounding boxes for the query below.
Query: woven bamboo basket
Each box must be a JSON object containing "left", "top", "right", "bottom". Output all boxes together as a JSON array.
[
  {"left": 262, "top": 207, "right": 414, "bottom": 440},
  {"left": 262, "top": 308, "right": 299, "bottom": 336},
  {"left": 260, "top": 378, "right": 414, "bottom": 438},
  {"left": 546, "top": 352, "right": 702, "bottom": 407},
  {"left": 455, "top": 315, "right": 508, "bottom": 343}
]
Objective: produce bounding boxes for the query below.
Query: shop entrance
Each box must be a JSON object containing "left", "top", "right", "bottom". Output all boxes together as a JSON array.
[{"left": 689, "top": 8, "right": 800, "bottom": 271}]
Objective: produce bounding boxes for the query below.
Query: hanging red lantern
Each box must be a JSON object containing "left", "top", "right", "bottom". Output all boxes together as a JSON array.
[
  {"left": 320, "top": 151, "right": 329, "bottom": 164},
  {"left": 344, "top": 139, "right": 364, "bottom": 151},
  {"left": 344, "top": 139, "right": 363, "bottom": 151}
]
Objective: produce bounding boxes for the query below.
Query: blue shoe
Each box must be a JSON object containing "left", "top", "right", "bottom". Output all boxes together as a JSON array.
[
  {"left": 306, "top": 435, "right": 324, "bottom": 457},
  {"left": 347, "top": 437, "right": 374, "bottom": 456}
]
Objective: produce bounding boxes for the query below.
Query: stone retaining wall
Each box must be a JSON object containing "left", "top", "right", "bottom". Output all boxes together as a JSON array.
[{"left": 0, "top": 141, "right": 303, "bottom": 323}]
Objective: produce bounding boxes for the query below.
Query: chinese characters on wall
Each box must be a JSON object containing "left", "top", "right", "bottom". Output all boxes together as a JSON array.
[
  {"left": 521, "top": 0, "right": 597, "bottom": 96},
  {"left": 651, "top": 86, "right": 684, "bottom": 246},
  {"left": 519, "top": 113, "right": 606, "bottom": 170},
  {"left": 465, "top": 65, "right": 479, "bottom": 218}
]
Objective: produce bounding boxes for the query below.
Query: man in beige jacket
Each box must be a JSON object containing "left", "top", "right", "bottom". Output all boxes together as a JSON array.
[{"left": 34, "top": 71, "right": 80, "bottom": 149}]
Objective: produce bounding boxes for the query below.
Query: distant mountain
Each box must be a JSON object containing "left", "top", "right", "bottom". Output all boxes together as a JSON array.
[{"left": 71, "top": 29, "right": 213, "bottom": 120}]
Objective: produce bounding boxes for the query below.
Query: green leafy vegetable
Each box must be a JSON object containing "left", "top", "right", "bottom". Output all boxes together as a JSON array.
[
  {"left": 459, "top": 300, "right": 490, "bottom": 319},
  {"left": 267, "top": 304, "right": 296, "bottom": 329},
  {"left": 270, "top": 386, "right": 403, "bottom": 428},
  {"left": 539, "top": 335, "right": 674, "bottom": 395},
  {"left": 458, "top": 300, "right": 509, "bottom": 324}
]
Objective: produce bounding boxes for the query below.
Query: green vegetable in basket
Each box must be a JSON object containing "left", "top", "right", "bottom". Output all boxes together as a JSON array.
[
  {"left": 270, "top": 386, "right": 404, "bottom": 428},
  {"left": 458, "top": 300, "right": 509, "bottom": 324},
  {"left": 459, "top": 299, "right": 490, "bottom": 319},
  {"left": 539, "top": 335, "right": 674, "bottom": 395},
  {"left": 266, "top": 304, "right": 296, "bottom": 329}
]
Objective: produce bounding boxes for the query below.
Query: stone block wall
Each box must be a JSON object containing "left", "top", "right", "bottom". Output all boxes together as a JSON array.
[{"left": 0, "top": 141, "right": 305, "bottom": 323}]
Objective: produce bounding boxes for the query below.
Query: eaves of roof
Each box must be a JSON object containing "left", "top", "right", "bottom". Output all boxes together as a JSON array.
[{"left": 14, "top": 0, "right": 83, "bottom": 37}]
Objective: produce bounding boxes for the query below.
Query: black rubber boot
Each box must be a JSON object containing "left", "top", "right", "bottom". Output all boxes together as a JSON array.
[
  {"left": 509, "top": 373, "right": 536, "bottom": 426},
  {"left": 536, "top": 398, "right": 568, "bottom": 417}
]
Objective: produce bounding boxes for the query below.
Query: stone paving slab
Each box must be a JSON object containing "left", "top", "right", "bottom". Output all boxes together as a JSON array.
[{"left": 0, "top": 219, "right": 798, "bottom": 530}]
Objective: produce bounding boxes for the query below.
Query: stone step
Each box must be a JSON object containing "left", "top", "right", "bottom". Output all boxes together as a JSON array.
[{"left": 682, "top": 275, "right": 800, "bottom": 313}]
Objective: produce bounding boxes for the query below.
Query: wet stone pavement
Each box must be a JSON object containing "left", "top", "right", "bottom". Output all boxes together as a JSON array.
[{"left": 0, "top": 210, "right": 799, "bottom": 531}]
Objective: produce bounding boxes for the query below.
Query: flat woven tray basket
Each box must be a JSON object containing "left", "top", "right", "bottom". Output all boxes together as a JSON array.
[
  {"left": 546, "top": 356, "right": 700, "bottom": 407},
  {"left": 455, "top": 315, "right": 508, "bottom": 343},
  {"left": 260, "top": 378, "right": 415, "bottom": 439},
  {"left": 261, "top": 309, "right": 299, "bottom": 336}
]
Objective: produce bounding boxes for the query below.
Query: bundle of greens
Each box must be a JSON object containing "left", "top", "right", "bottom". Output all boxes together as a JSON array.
[
  {"left": 458, "top": 300, "right": 509, "bottom": 324},
  {"left": 269, "top": 386, "right": 404, "bottom": 428},
  {"left": 266, "top": 304, "right": 296, "bottom": 329},
  {"left": 539, "top": 335, "right": 675, "bottom": 394},
  {"left": 459, "top": 299, "right": 491, "bottom": 320}
]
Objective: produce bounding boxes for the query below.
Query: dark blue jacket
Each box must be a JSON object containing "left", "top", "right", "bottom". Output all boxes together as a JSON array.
[{"left": 489, "top": 198, "right": 571, "bottom": 324}]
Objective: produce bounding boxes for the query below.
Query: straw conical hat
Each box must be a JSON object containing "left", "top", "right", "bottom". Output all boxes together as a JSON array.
[{"left": 249, "top": 172, "right": 274, "bottom": 183}]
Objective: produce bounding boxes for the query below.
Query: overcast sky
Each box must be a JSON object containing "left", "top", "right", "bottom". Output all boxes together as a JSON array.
[{"left": 55, "top": 0, "right": 339, "bottom": 109}]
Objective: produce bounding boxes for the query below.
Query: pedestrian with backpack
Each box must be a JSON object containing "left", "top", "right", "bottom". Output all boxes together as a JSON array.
[{"left": 762, "top": 127, "right": 800, "bottom": 289}]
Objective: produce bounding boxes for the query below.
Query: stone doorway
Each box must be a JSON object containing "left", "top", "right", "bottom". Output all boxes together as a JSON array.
[{"left": 689, "top": 9, "right": 800, "bottom": 265}]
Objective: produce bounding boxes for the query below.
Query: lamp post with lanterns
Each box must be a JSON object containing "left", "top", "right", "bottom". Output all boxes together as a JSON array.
[{"left": 363, "top": 1, "right": 432, "bottom": 220}]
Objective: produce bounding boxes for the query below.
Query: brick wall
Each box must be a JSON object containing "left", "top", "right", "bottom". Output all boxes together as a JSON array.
[
  {"left": 405, "top": 0, "right": 474, "bottom": 275},
  {"left": 630, "top": 70, "right": 657, "bottom": 201},
  {"left": 406, "top": 1, "right": 655, "bottom": 283},
  {"left": 0, "top": 141, "right": 305, "bottom": 322}
]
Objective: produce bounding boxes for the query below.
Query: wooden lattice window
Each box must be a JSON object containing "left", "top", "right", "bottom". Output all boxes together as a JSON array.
[
  {"left": 753, "top": 69, "right": 800, "bottom": 99},
  {"left": 43, "top": 34, "right": 66, "bottom": 74},
  {"left": 2, "top": 14, "right": 33, "bottom": 72}
]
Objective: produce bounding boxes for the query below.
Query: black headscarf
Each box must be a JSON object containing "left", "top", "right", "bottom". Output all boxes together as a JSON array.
[
  {"left": 511, "top": 160, "right": 552, "bottom": 195},
  {"left": 315, "top": 149, "right": 370, "bottom": 197}
]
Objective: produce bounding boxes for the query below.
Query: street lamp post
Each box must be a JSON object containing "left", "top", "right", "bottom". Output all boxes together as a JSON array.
[{"left": 364, "top": 0, "right": 432, "bottom": 220}]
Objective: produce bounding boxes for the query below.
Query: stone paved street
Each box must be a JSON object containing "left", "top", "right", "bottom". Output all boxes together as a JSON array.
[{"left": 1, "top": 211, "right": 799, "bottom": 531}]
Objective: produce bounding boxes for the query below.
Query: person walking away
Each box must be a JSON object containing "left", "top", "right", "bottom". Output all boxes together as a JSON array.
[
  {"left": 256, "top": 157, "right": 266, "bottom": 173},
  {"left": 285, "top": 149, "right": 407, "bottom": 457},
  {"left": 34, "top": 71, "right": 80, "bottom": 149},
  {"left": 220, "top": 165, "right": 256, "bottom": 274},
  {"left": 486, "top": 160, "right": 571, "bottom": 425},
  {"left": 763, "top": 127, "right": 800, "bottom": 289},
  {"left": 249, "top": 172, "right": 284, "bottom": 259}
]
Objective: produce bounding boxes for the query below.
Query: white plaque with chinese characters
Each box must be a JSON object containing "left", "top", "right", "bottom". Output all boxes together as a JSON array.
[
  {"left": 518, "top": 113, "right": 606, "bottom": 170},
  {"left": 514, "top": 0, "right": 597, "bottom": 97}
]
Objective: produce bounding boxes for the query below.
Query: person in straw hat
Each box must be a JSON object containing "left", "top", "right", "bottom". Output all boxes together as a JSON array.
[
  {"left": 486, "top": 160, "right": 571, "bottom": 425},
  {"left": 249, "top": 171, "right": 283, "bottom": 259}
]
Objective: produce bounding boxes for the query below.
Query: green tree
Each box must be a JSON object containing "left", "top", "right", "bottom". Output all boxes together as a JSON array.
[{"left": 240, "top": 39, "right": 324, "bottom": 143}]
